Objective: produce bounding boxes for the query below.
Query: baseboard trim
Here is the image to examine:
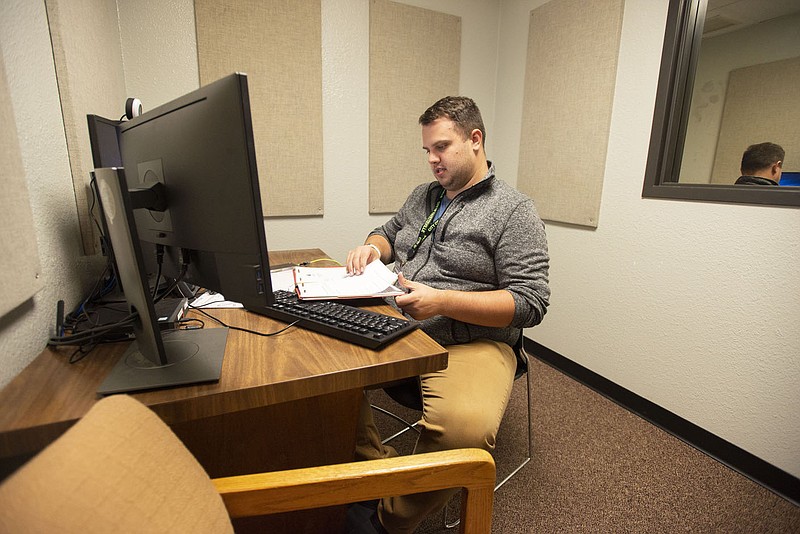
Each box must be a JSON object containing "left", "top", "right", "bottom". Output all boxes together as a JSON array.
[{"left": 525, "top": 338, "right": 799, "bottom": 507}]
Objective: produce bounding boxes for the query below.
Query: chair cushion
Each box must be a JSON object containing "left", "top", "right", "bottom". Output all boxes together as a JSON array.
[{"left": 0, "top": 395, "right": 233, "bottom": 533}]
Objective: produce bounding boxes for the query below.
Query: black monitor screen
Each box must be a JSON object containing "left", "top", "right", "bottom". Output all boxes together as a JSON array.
[
  {"left": 92, "top": 73, "right": 273, "bottom": 394},
  {"left": 117, "top": 73, "right": 272, "bottom": 310}
]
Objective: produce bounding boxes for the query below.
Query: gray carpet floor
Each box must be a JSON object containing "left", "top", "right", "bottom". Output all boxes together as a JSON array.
[{"left": 368, "top": 356, "right": 800, "bottom": 533}]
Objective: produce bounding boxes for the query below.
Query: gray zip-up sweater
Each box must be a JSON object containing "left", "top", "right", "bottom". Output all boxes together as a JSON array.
[{"left": 370, "top": 164, "right": 550, "bottom": 347}]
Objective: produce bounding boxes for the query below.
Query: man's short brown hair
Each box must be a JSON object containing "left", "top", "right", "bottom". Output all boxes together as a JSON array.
[{"left": 419, "top": 96, "right": 486, "bottom": 146}]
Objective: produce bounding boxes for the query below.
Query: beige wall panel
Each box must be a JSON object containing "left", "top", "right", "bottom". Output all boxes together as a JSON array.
[
  {"left": 195, "top": 0, "right": 323, "bottom": 217},
  {"left": 517, "top": 0, "right": 624, "bottom": 228},
  {"left": 0, "top": 53, "right": 43, "bottom": 317},
  {"left": 45, "top": 0, "right": 127, "bottom": 253},
  {"left": 369, "top": 0, "right": 460, "bottom": 214},
  {"left": 710, "top": 56, "right": 800, "bottom": 184}
]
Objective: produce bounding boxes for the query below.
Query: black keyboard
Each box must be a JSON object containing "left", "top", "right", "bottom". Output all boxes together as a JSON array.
[{"left": 254, "top": 290, "right": 418, "bottom": 350}]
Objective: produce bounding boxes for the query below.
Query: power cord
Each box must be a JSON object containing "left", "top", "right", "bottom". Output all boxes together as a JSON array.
[{"left": 188, "top": 303, "right": 300, "bottom": 337}]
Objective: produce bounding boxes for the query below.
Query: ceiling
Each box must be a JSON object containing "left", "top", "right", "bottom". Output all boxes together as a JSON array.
[{"left": 703, "top": 0, "right": 800, "bottom": 37}]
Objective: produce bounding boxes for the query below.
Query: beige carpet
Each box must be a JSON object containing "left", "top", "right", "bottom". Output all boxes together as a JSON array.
[{"left": 369, "top": 356, "right": 800, "bottom": 533}]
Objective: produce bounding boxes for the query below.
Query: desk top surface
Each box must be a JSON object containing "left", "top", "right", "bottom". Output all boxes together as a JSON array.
[{"left": 0, "top": 249, "right": 447, "bottom": 459}]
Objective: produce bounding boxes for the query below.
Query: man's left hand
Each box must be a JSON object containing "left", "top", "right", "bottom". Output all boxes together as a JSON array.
[{"left": 394, "top": 273, "right": 442, "bottom": 320}]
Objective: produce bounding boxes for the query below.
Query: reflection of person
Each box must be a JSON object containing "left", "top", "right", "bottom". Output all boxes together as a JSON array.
[
  {"left": 345, "top": 96, "right": 550, "bottom": 533},
  {"left": 735, "top": 142, "right": 785, "bottom": 185}
]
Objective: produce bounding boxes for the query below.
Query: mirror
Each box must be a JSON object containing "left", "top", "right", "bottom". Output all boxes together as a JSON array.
[{"left": 643, "top": 0, "right": 800, "bottom": 207}]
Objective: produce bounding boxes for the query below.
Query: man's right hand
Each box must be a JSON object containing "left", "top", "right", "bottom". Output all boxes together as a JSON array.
[{"left": 346, "top": 244, "right": 379, "bottom": 275}]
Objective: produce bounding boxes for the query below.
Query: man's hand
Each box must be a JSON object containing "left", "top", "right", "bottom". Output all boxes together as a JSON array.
[
  {"left": 345, "top": 245, "right": 377, "bottom": 275},
  {"left": 346, "top": 237, "right": 390, "bottom": 275},
  {"left": 394, "top": 273, "right": 442, "bottom": 320},
  {"left": 395, "top": 273, "right": 516, "bottom": 327}
]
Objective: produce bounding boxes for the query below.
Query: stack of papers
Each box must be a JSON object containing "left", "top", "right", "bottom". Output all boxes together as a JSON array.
[{"left": 294, "top": 260, "right": 404, "bottom": 300}]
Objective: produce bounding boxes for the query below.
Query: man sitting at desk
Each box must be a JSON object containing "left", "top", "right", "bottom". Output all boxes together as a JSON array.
[{"left": 345, "top": 96, "right": 550, "bottom": 533}]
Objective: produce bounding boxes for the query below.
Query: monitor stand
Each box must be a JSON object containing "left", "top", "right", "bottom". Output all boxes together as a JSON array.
[{"left": 93, "top": 167, "right": 228, "bottom": 395}]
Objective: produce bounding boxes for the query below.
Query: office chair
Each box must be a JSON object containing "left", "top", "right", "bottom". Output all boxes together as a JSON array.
[
  {"left": 371, "top": 333, "right": 533, "bottom": 528},
  {"left": 0, "top": 395, "right": 495, "bottom": 534}
]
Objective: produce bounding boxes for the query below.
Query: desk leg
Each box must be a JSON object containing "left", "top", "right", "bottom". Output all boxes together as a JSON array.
[{"left": 170, "top": 388, "right": 362, "bottom": 533}]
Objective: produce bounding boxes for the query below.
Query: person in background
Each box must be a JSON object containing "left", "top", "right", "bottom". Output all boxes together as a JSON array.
[
  {"left": 735, "top": 142, "right": 785, "bottom": 185},
  {"left": 344, "top": 96, "right": 550, "bottom": 533}
]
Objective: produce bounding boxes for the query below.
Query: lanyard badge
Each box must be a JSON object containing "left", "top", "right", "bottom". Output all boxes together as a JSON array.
[{"left": 407, "top": 189, "right": 447, "bottom": 260}]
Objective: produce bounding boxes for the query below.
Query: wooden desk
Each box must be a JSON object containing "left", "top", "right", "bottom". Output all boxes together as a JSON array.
[{"left": 0, "top": 249, "right": 447, "bottom": 484}]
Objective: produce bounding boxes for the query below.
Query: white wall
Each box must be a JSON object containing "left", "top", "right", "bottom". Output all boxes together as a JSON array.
[
  {"left": 500, "top": 0, "right": 800, "bottom": 478},
  {"left": 1, "top": 0, "right": 798, "bottom": 481},
  {"left": 0, "top": 0, "right": 104, "bottom": 387}
]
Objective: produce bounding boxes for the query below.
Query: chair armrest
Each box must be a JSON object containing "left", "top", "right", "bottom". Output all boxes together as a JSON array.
[{"left": 213, "top": 448, "right": 495, "bottom": 533}]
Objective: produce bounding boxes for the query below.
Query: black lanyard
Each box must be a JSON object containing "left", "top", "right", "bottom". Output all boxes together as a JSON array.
[{"left": 407, "top": 189, "right": 447, "bottom": 260}]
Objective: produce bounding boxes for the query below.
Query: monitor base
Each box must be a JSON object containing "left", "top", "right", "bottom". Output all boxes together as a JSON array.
[{"left": 97, "top": 327, "right": 229, "bottom": 395}]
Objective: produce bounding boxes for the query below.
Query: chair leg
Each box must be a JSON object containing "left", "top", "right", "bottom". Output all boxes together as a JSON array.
[
  {"left": 444, "top": 365, "right": 533, "bottom": 529},
  {"left": 370, "top": 404, "right": 421, "bottom": 445},
  {"left": 495, "top": 364, "right": 533, "bottom": 491}
]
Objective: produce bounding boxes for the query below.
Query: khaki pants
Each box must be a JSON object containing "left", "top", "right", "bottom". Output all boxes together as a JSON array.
[{"left": 355, "top": 339, "right": 517, "bottom": 533}]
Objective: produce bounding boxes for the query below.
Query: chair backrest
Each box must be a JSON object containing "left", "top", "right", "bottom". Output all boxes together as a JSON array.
[
  {"left": 0, "top": 395, "right": 233, "bottom": 533},
  {"left": 513, "top": 331, "right": 529, "bottom": 378}
]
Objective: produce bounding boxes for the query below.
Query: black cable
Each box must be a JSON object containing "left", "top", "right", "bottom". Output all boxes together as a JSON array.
[
  {"left": 48, "top": 312, "right": 138, "bottom": 346},
  {"left": 88, "top": 176, "right": 118, "bottom": 297},
  {"left": 88, "top": 176, "right": 106, "bottom": 239},
  {"left": 177, "top": 317, "right": 205, "bottom": 329},
  {"left": 60, "top": 263, "right": 114, "bottom": 337},
  {"left": 152, "top": 244, "right": 165, "bottom": 299},
  {"left": 188, "top": 304, "right": 299, "bottom": 337},
  {"left": 68, "top": 344, "right": 97, "bottom": 364},
  {"left": 153, "top": 248, "right": 191, "bottom": 304}
]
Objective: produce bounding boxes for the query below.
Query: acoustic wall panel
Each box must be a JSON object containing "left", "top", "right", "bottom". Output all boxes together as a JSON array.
[
  {"left": 0, "top": 52, "right": 43, "bottom": 317},
  {"left": 517, "top": 0, "right": 624, "bottom": 228},
  {"left": 195, "top": 0, "right": 324, "bottom": 217},
  {"left": 45, "top": 0, "right": 127, "bottom": 254},
  {"left": 369, "top": 0, "right": 460, "bottom": 214},
  {"left": 710, "top": 56, "right": 800, "bottom": 184}
]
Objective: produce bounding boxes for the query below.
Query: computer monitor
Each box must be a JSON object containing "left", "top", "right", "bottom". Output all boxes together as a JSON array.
[
  {"left": 779, "top": 171, "right": 800, "bottom": 186},
  {"left": 87, "top": 114, "right": 125, "bottom": 283},
  {"left": 87, "top": 114, "right": 123, "bottom": 168},
  {"left": 92, "top": 73, "right": 274, "bottom": 394}
]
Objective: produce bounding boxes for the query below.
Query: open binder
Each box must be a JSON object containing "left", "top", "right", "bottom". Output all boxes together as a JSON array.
[{"left": 293, "top": 260, "right": 404, "bottom": 300}]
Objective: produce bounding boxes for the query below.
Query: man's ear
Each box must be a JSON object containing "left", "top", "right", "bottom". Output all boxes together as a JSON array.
[{"left": 470, "top": 128, "right": 483, "bottom": 150}]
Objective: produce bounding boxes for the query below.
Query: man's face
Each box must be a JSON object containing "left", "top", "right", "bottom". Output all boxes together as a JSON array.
[{"left": 421, "top": 118, "right": 480, "bottom": 196}]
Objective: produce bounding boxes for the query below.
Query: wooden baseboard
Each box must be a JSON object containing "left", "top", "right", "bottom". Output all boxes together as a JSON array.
[{"left": 524, "top": 338, "right": 799, "bottom": 507}]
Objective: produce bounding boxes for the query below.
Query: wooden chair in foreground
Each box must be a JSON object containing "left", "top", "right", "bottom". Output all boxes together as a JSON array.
[{"left": 0, "top": 395, "right": 495, "bottom": 534}]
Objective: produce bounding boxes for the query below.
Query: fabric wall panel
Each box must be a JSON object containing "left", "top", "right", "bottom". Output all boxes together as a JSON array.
[
  {"left": 517, "top": 0, "right": 624, "bottom": 228},
  {"left": 195, "top": 0, "right": 324, "bottom": 217},
  {"left": 0, "top": 53, "right": 43, "bottom": 316},
  {"left": 369, "top": 0, "right": 460, "bottom": 214}
]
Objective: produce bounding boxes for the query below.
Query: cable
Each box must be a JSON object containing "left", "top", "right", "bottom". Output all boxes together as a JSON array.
[
  {"left": 88, "top": 176, "right": 119, "bottom": 297},
  {"left": 48, "top": 312, "right": 138, "bottom": 346},
  {"left": 68, "top": 344, "right": 98, "bottom": 364},
  {"left": 153, "top": 248, "right": 191, "bottom": 304},
  {"left": 152, "top": 244, "right": 165, "bottom": 299},
  {"left": 177, "top": 317, "right": 205, "bottom": 329},
  {"left": 188, "top": 304, "right": 299, "bottom": 337},
  {"left": 61, "top": 261, "right": 116, "bottom": 335},
  {"left": 298, "top": 258, "right": 342, "bottom": 267}
]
